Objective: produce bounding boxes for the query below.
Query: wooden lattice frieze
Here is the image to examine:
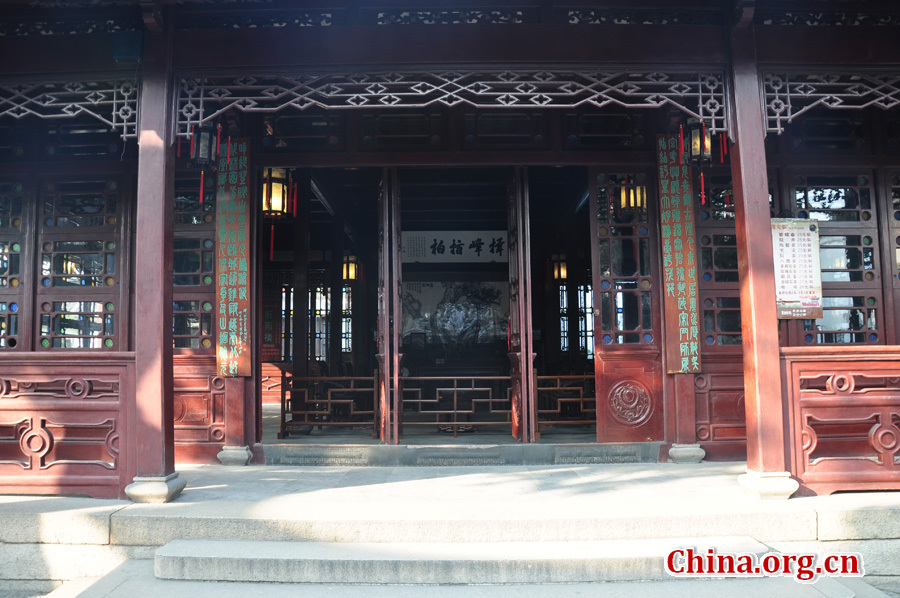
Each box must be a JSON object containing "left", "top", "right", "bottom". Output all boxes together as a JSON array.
[
  {"left": 0, "top": 80, "right": 139, "bottom": 140},
  {"left": 764, "top": 73, "right": 900, "bottom": 134},
  {"left": 758, "top": 10, "right": 900, "bottom": 27},
  {"left": 567, "top": 9, "right": 722, "bottom": 26},
  {"left": 376, "top": 10, "right": 525, "bottom": 25},
  {"left": 175, "top": 10, "right": 334, "bottom": 29},
  {"left": 176, "top": 70, "right": 728, "bottom": 137}
]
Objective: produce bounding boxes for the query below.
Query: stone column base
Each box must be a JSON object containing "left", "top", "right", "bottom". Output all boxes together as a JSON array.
[
  {"left": 125, "top": 472, "right": 186, "bottom": 503},
  {"left": 217, "top": 445, "right": 252, "bottom": 466},
  {"left": 738, "top": 470, "right": 799, "bottom": 500},
  {"left": 668, "top": 443, "right": 706, "bottom": 463}
]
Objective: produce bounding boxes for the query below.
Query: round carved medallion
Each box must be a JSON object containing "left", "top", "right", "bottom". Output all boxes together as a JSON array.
[
  {"left": 607, "top": 380, "right": 652, "bottom": 426},
  {"left": 19, "top": 421, "right": 53, "bottom": 458}
]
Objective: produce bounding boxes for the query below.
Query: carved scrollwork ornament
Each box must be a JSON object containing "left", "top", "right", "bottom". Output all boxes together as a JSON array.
[
  {"left": 65, "top": 378, "right": 92, "bottom": 399},
  {"left": 869, "top": 419, "right": 900, "bottom": 459},
  {"left": 607, "top": 380, "right": 653, "bottom": 426},
  {"left": 19, "top": 420, "right": 53, "bottom": 460}
]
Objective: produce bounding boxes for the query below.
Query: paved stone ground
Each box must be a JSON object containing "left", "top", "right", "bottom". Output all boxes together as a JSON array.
[{"left": 3, "top": 461, "right": 900, "bottom": 596}]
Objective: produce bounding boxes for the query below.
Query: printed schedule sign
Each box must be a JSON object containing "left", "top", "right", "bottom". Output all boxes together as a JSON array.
[
  {"left": 657, "top": 135, "right": 701, "bottom": 374},
  {"left": 401, "top": 231, "right": 508, "bottom": 263},
  {"left": 215, "top": 138, "right": 251, "bottom": 377},
  {"left": 772, "top": 219, "right": 823, "bottom": 319}
]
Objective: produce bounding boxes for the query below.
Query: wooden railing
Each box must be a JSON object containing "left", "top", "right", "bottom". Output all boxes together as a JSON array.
[
  {"left": 400, "top": 376, "right": 512, "bottom": 437},
  {"left": 280, "top": 372, "right": 377, "bottom": 438},
  {"left": 782, "top": 346, "right": 900, "bottom": 495},
  {"left": 534, "top": 373, "right": 596, "bottom": 434},
  {"left": 0, "top": 352, "right": 136, "bottom": 499}
]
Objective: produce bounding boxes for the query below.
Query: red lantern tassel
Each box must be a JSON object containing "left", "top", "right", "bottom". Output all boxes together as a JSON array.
[
  {"left": 678, "top": 125, "right": 684, "bottom": 164},
  {"left": 199, "top": 170, "right": 204, "bottom": 205},
  {"left": 189, "top": 126, "right": 195, "bottom": 158},
  {"left": 177, "top": 135, "right": 182, "bottom": 158},
  {"left": 270, "top": 224, "right": 275, "bottom": 261},
  {"left": 267, "top": 169, "right": 272, "bottom": 205},
  {"left": 227, "top": 136, "right": 231, "bottom": 165},
  {"left": 700, "top": 171, "right": 706, "bottom": 206},
  {"left": 725, "top": 191, "right": 730, "bottom": 209},
  {"left": 719, "top": 133, "right": 725, "bottom": 164},
  {"left": 723, "top": 133, "right": 728, "bottom": 156},
  {"left": 292, "top": 183, "right": 298, "bottom": 219},
  {"left": 216, "top": 123, "right": 222, "bottom": 155}
]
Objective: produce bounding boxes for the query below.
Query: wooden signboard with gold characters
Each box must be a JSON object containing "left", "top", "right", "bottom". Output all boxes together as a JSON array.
[
  {"left": 215, "top": 138, "right": 251, "bottom": 377},
  {"left": 657, "top": 134, "right": 701, "bottom": 374}
]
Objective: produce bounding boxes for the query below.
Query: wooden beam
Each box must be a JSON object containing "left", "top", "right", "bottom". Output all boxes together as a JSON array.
[
  {"left": 172, "top": 24, "right": 727, "bottom": 70},
  {"left": 0, "top": 34, "right": 123, "bottom": 75},
  {"left": 756, "top": 26, "right": 900, "bottom": 66}
]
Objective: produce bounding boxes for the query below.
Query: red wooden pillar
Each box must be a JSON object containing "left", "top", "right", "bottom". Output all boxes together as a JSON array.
[
  {"left": 125, "top": 25, "right": 185, "bottom": 502},
  {"left": 729, "top": 19, "right": 798, "bottom": 499}
]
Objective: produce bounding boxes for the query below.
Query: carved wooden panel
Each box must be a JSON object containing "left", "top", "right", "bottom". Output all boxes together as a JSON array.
[
  {"left": 782, "top": 346, "right": 900, "bottom": 495},
  {"left": 173, "top": 355, "right": 225, "bottom": 447},
  {"left": 594, "top": 349, "right": 664, "bottom": 442},
  {"left": 0, "top": 353, "right": 134, "bottom": 498},
  {"left": 694, "top": 353, "right": 746, "bottom": 459}
]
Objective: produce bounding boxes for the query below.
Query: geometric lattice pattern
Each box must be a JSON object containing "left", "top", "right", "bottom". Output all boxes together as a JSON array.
[
  {"left": 0, "top": 79, "right": 139, "bottom": 139},
  {"left": 764, "top": 73, "right": 900, "bottom": 134},
  {"left": 176, "top": 70, "right": 728, "bottom": 137},
  {"left": 376, "top": 10, "right": 524, "bottom": 24}
]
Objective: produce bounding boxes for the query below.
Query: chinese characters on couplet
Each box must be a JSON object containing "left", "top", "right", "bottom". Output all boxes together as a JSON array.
[
  {"left": 771, "top": 219, "right": 823, "bottom": 319},
  {"left": 215, "top": 138, "right": 251, "bottom": 377},
  {"left": 657, "top": 135, "right": 702, "bottom": 374}
]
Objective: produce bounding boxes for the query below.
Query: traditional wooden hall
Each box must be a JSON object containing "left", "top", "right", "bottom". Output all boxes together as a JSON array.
[{"left": 1, "top": 0, "right": 899, "bottom": 502}]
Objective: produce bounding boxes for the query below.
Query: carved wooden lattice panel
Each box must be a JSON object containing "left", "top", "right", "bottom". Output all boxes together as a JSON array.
[
  {"left": 0, "top": 354, "right": 134, "bottom": 498},
  {"left": 783, "top": 347, "right": 900, "bottom": 495}
]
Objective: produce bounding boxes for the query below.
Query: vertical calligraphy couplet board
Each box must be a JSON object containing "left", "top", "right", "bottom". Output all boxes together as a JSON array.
[
  {"left": 771, "top": 219, "right": 824, "bottom": 319},
  {"left": 657, "top": 135, "right": 702, "bottom": 374},
  {"left": 215, "top": 138, "right": 251, "bottom": 377}
]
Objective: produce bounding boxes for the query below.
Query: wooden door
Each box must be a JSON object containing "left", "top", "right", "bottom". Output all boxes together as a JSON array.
[{"left": 588, "top": 168, "right": 665, "bottom": 443}]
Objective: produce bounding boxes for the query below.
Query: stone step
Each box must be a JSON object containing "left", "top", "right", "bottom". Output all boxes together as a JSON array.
[
  {"left": 47, "top": 559, "right": 895, "bottom": 598},
  {"left": 110, "top": 506, "right": 815, "bottom": 546},
  {"left": 264, "top": 442, "right": 661, "bottom": 466},
  {"left": 154, "top": 537, "right": 766, "bottom": 584}
]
